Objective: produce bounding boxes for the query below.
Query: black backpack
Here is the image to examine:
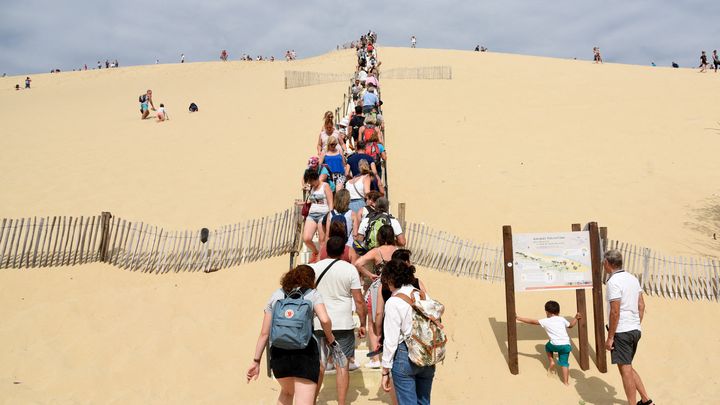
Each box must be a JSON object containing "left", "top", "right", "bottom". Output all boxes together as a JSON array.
[
  {"left": 139, "top": 94, "right": 147, "bottom": 103},
  {"left": 189, "top": 102, "right": 198, "bottom": 112}
]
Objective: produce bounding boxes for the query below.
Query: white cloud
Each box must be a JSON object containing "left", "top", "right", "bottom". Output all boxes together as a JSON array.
[{"left": 1, "top": 0, "right": 719, "bottom": 74}]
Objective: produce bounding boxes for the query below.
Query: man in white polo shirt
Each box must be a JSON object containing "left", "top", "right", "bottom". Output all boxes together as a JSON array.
[{"left": 604, "top": 249, "right": 654, "bottom": 405}]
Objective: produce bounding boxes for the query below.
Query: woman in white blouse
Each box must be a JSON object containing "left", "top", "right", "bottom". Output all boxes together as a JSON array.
[{"left": 380, "top": 259, "right": 436, "bottom": 405}]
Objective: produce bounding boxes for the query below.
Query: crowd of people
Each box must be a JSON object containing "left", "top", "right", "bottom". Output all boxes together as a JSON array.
[{"left": 247, "top": 32, "right": 446, "bottom": 405}]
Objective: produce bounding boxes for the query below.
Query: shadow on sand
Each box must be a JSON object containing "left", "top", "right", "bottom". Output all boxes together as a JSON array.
[{"left": 488, "top": 317, "right": 622, "bottom": 405}]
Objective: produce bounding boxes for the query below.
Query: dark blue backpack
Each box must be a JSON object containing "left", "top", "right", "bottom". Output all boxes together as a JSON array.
[
  {"left": 270, "top": 288, "right": 314, "bottom": 350},
  {"left": 329, "top": 210, "right": 349, "bottom": 239}
]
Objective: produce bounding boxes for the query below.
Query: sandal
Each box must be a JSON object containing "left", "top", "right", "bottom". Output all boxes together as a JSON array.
[{"left": 636, "top": 399, "right": 653, "bottom": 405}]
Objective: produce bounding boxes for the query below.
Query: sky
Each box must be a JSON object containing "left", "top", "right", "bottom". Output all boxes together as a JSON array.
[{"left": 1, "top": 0, "right": 720, "bottom": 75}]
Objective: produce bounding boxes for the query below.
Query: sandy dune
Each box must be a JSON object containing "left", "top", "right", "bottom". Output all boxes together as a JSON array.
[{"left": 1, "top": 48, "right": 719, "bottom": 404}]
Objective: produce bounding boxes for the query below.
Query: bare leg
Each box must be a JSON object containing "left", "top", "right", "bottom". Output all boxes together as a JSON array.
[
  {"left": 336, "top": 365, "right": 349, "bottom": 405},
  {"left": 293, "top": 378, "right": 318, "bottom": 405},
  {"left": 276, "top": 377, "right": 295, "bottom": 405},
  {"left": 633, "top": 368, "right": 651, "bottom": 403},
  {"left": 546, "top": 352, "right": 556, "bottom": 372},
  {"left": 618, "top": 364, "right": 637, "bottom": 405},
  {"left": 315, "top": 363, "right": 325, "bottom": 403},
  {"left": 367, "top": 316, "right": 380, "bottom": 363},
  {"left": 303, "top": 218, "right": 319, "bottom": 256},
  {"left": 561, "top": 366, "right": 569, "bottom": 386}
]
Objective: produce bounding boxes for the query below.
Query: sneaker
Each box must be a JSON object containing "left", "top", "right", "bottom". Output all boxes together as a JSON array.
[
  {"left": 349, "top": 361, "right": 360, "bottom": 372},
  {"left": 365, "top": 360, "right": 382, "bottom": 369}
]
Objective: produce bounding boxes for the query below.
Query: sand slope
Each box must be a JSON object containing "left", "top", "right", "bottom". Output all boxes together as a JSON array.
[
  {"left": 1, "top": 262, "right": 718, "bottom": 404},
  {"left": 1, "top": 48, "right": 720, "bottom": 404}
]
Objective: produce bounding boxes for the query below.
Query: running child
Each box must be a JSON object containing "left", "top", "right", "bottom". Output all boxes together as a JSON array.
[{"left": 516, "top": 301, "right": 581, "bottom": 386}]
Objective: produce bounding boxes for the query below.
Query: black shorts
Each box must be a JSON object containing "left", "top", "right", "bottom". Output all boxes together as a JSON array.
[
  {"left": 611, "top": 330, "right": 641, "bottom": 365},
  {"left": 270, "top": 337, "right": 321, "bottom": 382}
]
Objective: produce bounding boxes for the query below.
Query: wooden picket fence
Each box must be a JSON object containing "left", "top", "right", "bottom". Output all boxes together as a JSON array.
[
  {"left": 404, "top": 222, "right": 505, "bottom": 282},
  {"left": 403, "top": 222, "right": 720, "bottom": 303},
  {"left": 284, "top": 71, "right": 354, "bottom": 89},
  {"left": 0, "top": 207, "right": 302, "bottom": 273},
  {"left": 381, "top": 66, "right": 452, "bottom": 80},
  {"left": 606, "top": 240, "right": 720, "bottom": 302}
]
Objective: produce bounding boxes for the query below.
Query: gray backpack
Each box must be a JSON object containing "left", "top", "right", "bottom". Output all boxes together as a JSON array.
[{"left": 270, "top": 288, "right": 314, "bottom": 350}]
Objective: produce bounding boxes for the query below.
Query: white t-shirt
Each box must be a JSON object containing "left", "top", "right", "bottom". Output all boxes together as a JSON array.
[
  {"left": 310, "top": 258, "right": 361, "bottom": 331},
  {"left": 358, "top": 215, "right": 403, "bottom": 237},
  {"left": 606, "top": 270, "right": 642, "bottom": 333},
  {"left": 538, "top": 316, "right": 571, "bottom": 346},
  {"left": 264, "top": 288, "right": 323, "bottom": 313}
]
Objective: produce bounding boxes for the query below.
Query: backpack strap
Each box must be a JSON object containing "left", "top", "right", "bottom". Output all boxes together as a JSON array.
[
  {"left": 316, "top": 259, "right": 341, "bottom": 287},
  {"left": 395, "top": 289, "right": 443, "bottom": 328}
]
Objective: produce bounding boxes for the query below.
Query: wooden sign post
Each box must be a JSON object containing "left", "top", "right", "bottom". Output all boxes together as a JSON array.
[
  {"left": 572, "top": 223, "right": 590, "bottom": 371},
  {"left": 502, "top": 225, "right": 519, "bottom": 374},
  {"left": 503, "top": 222, "right": 607, "bottom": 375},
  {"left": 588, "top": 222, "right": 608, "bottom": 373}
]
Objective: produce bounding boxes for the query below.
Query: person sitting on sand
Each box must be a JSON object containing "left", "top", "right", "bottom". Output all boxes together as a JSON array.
[
  {"left": 156, "top": 104, "right": 168, "bottom": 122},
  {"left": 516, "top": 301, "right": 581, "bottom": 386},
  {"left": 139, "top": 89, "right": 156, "bottom": 119},
  {"left": 15, "top": 84, "right": 20, "bottom": 91},
  {"left": 246, "top": 265, "right": 337, "bottom": 405},
  {"left": 699, "top": 51, "right": 708, "bottom": 73}
]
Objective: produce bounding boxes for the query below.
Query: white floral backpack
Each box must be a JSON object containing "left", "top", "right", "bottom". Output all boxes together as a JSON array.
[{"left": 395, "top": 289, "right": 447, "bottom": 366}]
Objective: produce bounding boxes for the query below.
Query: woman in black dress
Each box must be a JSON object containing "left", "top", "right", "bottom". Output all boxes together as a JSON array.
[{"left": 246, "top": 265, "right": 336, "bottom": 405}]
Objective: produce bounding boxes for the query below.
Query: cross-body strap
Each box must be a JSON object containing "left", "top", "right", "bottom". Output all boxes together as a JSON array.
[{"left": 316, "top": 259, "right": 341, "bottom": 287}]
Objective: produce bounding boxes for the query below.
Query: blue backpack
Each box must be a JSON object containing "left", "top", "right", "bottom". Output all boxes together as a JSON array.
[
  {"left": 270, "top": 288, "right": 314, "bottom": 350},
  {"left": 328, "top": 210, "right": 349, "bottom": 240}
]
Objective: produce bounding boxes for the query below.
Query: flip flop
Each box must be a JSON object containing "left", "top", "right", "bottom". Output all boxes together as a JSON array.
[{"left": 636, "top": 399, "right": 653, "bottom": 405}]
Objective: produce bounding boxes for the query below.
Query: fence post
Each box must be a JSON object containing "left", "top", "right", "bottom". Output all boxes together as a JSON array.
[
  {"left": 99, "top": 211, "right": 112, "bottom": 262},
  {"left": 397, "top": 203, "right": 406, "bottom": 233}
]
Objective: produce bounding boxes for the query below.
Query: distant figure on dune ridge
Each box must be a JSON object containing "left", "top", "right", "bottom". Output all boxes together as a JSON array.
[
  {"left": 699, "top": 51, "right": 708, "bottom": 72},
  {"left": 220, "top": 49, "right": 228, "bottom": 61},
  {"left": 411, "top": 35, "right": 416, "bottom": 48},
  {"left": 713, "top": 50, "right": 720, "bottom": 72},
  {"left": 138, "top": 89, "right": 156, "bottom": 120},
  {"left": 593, "top": 47, "right": 603, "bottom": 64},
  {"left": 603, "top": 249, "right": 654, "bottom": 405},
  {"left": 672, "top": 62, "right": 679, "bottom": 68},
  {"left": 181, "top": 53, "right": 185, "bottom": 63},
  {"left": 24, "top": 77, "right": 31, "bottom": 89}
]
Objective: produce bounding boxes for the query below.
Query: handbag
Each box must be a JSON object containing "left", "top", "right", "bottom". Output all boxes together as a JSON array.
[{"left": 301, "top": 190, "right": 312, "bottom": 218}]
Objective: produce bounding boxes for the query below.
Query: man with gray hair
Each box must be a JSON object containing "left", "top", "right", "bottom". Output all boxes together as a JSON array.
[
  {"left": 356, "top": 197, "right": 406, "bottom": 248},
  {"left": 603, "top": 249, "right": 653, "bottom": 405}
]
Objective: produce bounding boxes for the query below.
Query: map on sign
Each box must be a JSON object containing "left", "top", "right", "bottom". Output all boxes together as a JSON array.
[{"left": 512, "top": 231, "right": 593, "bottom": 292}]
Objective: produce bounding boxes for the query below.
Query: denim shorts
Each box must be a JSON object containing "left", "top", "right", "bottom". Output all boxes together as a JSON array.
[
  {"left": 308, "top": 211, "right": 326, "bottom": 223},
  {"left": 349, "top": 199, "right": 365, "bottom": 213}
]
